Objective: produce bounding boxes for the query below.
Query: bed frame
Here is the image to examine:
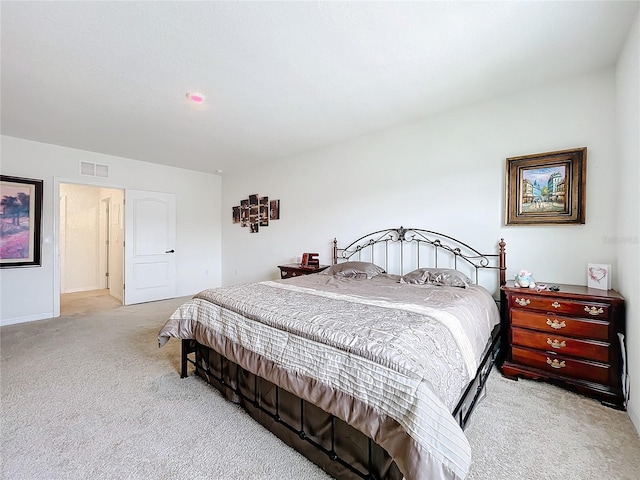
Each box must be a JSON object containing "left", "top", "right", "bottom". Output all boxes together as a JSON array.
[
  {"left": 332, "top": 226, "right": 506, "bottom": 287},
  {"left": 180, "top": 227, "right": 506, "bottom": 480}
]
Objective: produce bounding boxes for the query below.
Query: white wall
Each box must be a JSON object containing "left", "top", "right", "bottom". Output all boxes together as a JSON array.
[
  {"left": 58, "top": 184, "right": 124, "bottom": 297},
  {"left": 60, "top": 183, "right": 102, "bottom": 293},
  {"left": 103, "top": 187, "right": 125, "bottom": 301},
  {"left": 616, "top": 11, "right": 639, "bottom": 433},
  {"left": 0, "top": 136, "right": 222, "bottom": 325},
  {"left": 222, "top": 68, "right": 619, "bottom": 298}
]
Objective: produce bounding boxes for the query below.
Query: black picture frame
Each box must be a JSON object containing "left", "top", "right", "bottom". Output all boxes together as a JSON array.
[{"left": 0, "top": 175, "right": 44, "bottom": 267}]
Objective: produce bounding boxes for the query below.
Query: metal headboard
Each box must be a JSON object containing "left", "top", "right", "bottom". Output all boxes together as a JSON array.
[{"left": 332, "top": 226, "right": 506, "bottom": 288}]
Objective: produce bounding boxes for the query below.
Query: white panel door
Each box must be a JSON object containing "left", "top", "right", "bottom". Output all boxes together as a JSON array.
[{"left": 124, "top": 189, "right": 176, "bottom": 305}]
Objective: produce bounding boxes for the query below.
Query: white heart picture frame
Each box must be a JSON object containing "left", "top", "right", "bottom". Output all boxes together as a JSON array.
[{"left": 587, "top": 263, "right": 611, "bottom": 290}]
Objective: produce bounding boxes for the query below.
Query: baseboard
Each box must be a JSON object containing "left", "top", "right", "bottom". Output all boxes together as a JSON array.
[
  {"left": 628, "top": 399, "right": 640, "bottom": 436},
  {"left": 62, "top": 286, "right": 102, "bottom": 294},
  {"left": 1, "top": 312, "right": 54, "bottom": 327}
]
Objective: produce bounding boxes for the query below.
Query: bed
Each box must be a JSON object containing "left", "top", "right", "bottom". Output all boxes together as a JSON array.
[{"left": 158, "top": 227, "right": 506, "bottom": 480}]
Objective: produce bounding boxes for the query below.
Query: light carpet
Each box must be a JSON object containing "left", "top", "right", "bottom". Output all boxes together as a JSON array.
[{"left": 1, "top": 296, "right": 639, "bottom": 480}]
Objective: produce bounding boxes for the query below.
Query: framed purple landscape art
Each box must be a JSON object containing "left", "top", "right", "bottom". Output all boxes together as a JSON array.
[
  {"left": 0, "top": 175, "right": 43, "bottom": 267},
  {"left": 505, "top": 147, "right": 586, "bottom": 225}
]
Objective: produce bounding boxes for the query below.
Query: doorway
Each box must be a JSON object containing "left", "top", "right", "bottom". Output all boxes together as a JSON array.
[{"left": 59, "top": 183, "right": 124, "bottom": 314}]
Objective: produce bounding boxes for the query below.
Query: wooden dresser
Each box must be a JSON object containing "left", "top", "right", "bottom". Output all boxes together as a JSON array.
[{"left": 501, "top": 281, "right": 626, "bottom": 409}]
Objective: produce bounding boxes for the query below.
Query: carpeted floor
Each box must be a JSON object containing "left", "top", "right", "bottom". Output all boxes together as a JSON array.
[
  {"left": 465, "top": 365, "right": 640, "bottom": 479},
  {"left": 60, "top": 289, "right": 121, "bottom": 316},
  {"left": 1, "top": 296, "right": 639, "bottom": 480}
]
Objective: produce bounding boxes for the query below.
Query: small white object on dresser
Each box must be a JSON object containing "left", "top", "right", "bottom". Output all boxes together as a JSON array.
[{"left": 587, "top": 263, "right": 611, "bottom": 290}]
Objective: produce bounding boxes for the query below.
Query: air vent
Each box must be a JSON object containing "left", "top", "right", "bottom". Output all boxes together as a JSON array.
[
  {"left": 95, "top": 164, "right": 109, "bottom": 178},
  {"left": 80, "top": 161, "right": 109, "bottom": 178},
  {"left": 80, "top": 161, "right": 95, "bottom": 176}
]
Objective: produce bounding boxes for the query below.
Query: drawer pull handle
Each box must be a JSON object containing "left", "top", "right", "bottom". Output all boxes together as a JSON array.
[
  {"left": 551, "top": 301, "right": 561, "bottom": 309},
  {"left": 584, "top": 306, "right": 604, "bottom": 316},
  {"left": 547, "top": 338, "right": 566, "bottom": 349},
  {"left": 546, "top": 319, "right": 566, "bottom": 329},
  {"left": 515, "top": 297, "right": 530, "bottom": 307},
  {"left": 546, "top": 358, "right": 566, "bottom": 369}
]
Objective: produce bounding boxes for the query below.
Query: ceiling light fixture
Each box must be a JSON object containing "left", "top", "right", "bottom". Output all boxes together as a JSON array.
[{"left": 186, "top": 92, "right": 205, "bottom": 104}]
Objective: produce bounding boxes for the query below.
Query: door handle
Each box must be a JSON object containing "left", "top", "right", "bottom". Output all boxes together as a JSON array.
[{"left": 165, "top": 249, "right": 175, "bottom": 253}]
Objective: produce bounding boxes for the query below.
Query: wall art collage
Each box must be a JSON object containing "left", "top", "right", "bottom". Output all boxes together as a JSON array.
[{"left": 232, "top": 194, "right": 280, "bottom": 233}]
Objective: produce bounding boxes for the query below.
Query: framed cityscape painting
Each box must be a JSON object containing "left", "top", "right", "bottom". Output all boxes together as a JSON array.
[
  {"left": 0, "top": 175, "right": 43, "bottom": 267},
  {"left": 505, "top": 147, "right": 586, "bottom": 225}
]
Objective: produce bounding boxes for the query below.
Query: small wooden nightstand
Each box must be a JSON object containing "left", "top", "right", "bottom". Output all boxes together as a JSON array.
[
  {"left": 278, "top": 264, "right": 330, "bottom": 279},
  {"left": 501, "top": 281, "right": 626, "bottom": 409}
]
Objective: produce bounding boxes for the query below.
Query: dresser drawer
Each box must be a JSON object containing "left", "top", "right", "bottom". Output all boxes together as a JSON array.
[
  {"left": 511, "top": 327, "right": 609, "bottom": 363},
  {"left": 509, "top": 295, "right": 609, "bottom": 319},
  {"left": 511, "top": 346, "right": 610, "bottom": 385},
  {"left": 511, "top": 310, "right": 609, "bottom": 341}
]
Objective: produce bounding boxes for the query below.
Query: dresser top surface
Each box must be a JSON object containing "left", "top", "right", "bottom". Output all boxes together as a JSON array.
[
  {"left": 278, "top": 264, "right": 330, "bottom": 270},
  {"left": 502, "top": 281, "right": 624, "bottom": 301}
]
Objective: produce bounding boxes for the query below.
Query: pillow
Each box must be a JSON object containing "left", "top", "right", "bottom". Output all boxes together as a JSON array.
[
  {"left": 319, "top": 261, "right": 385, "bottom": 279},
  {"left": 399, "top": 268, "right": 471, "bottom": 288}
]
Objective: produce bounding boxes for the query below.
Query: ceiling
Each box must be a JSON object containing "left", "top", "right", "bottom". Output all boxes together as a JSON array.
[{"left": 1, "top": 1, "right": 638, "bottom": 175}]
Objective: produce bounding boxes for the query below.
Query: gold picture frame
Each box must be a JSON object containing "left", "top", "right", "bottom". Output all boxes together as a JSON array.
[{"left": 505, "top": 147, "right": 586, "bottom": 225}]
